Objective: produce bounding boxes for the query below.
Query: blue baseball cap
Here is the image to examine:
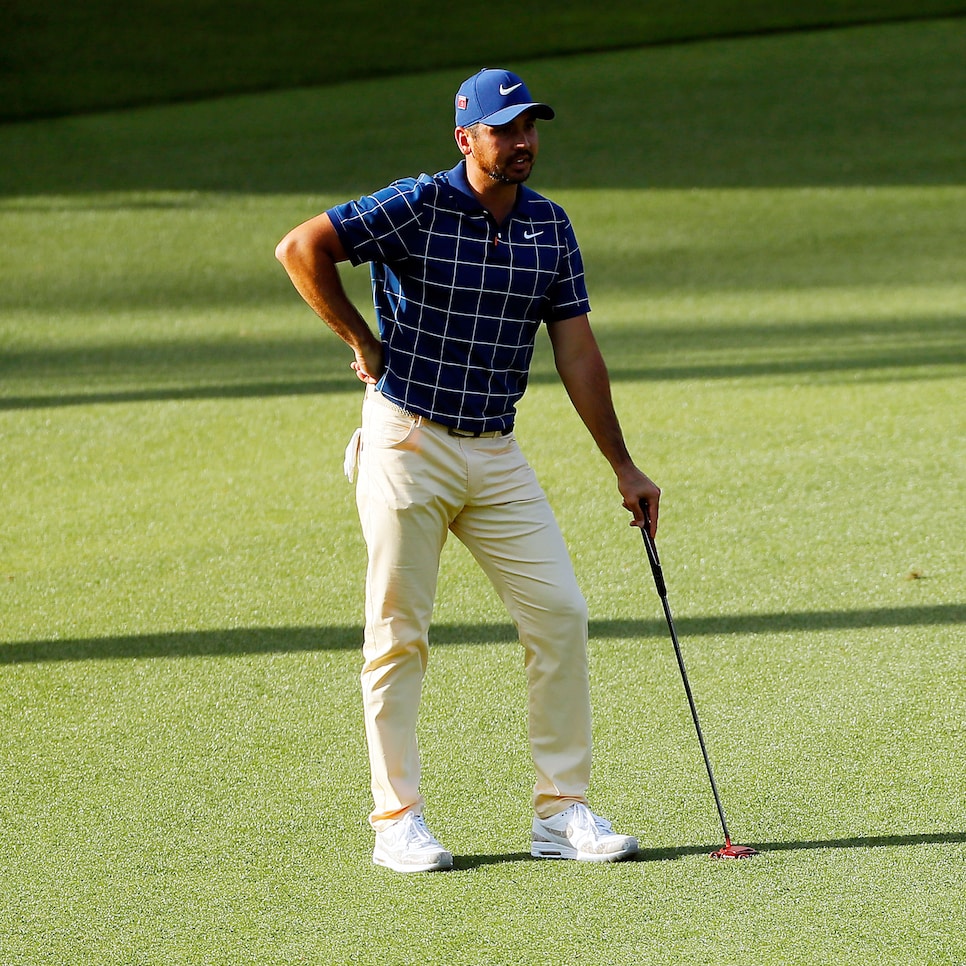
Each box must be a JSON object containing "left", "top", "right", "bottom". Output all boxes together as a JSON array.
[{"left": 455, "top": 68, "right": 555, "bottom": 128}]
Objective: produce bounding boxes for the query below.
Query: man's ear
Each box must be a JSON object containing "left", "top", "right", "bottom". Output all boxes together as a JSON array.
[{"left": 454, "top": 126, "right": 473, "bottom": 157}]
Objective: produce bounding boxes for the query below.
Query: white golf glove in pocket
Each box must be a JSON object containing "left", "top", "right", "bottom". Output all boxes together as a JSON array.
[{"left": 343, "top": 427, "right": 363, "bottom": 483}]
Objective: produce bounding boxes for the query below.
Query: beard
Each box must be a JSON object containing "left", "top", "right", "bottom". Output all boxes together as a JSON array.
[{"left": 484, "top": 153, "right": 534, "bottom": 185}]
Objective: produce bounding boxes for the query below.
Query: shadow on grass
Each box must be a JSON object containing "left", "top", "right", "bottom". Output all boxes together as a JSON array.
[
  {"left": 453, "top": 852, "right": 533, "bottom": 870},
  {"left": 1, "top": 604, "right": 960, "bottom": 665},
  {"left": 2, "top": 314, "right": 963, "bottom": 411},
  {"left": 0, "top": 377, "right": 353, "bottom": 410},
  {"left": 635, "top": 830, "right": 966, "bottom": 863},
  {"left": 453, "top": 831, "right": 966, "bottom": 869},
  {"left": 1, "top": 17, "right": 963, "bottom": 193},
  {"left": 442, "top": 830, "right": 966, "bottom": 870}
]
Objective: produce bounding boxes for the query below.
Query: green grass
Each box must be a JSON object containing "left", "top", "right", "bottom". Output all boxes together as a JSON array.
[
  {"left": 2, "top": 17, "right": 965, "bottom": 966},
  {"left": 5, "top": 0, "right": 965, "bottom": 121}
]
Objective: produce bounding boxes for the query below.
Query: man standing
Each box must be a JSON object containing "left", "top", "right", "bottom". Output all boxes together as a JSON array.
[{"left": 276, "top": 68, "right": 660, "bottom": 872}]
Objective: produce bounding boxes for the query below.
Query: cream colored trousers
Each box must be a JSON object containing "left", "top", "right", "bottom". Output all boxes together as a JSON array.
[{"left": 354, "top": 389, "right": 592, "bottom": 830}]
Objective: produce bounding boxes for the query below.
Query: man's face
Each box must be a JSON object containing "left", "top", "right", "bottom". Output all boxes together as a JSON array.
[{"left": 463, "top": 111, "right": 540, "bottom": 185}]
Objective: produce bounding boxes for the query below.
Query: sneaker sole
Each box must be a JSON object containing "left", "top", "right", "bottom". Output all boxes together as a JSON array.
[
  {"left": 531, "top": 839, "right": 638, "bottom": 863},
  {"left": 373, "top": 848, "right": 454, "bottom": 873}
]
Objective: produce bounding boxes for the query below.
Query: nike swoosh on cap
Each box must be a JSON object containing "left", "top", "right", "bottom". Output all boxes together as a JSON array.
[{"left": 499, "top": 83, "right": 523, "bottom": 96}]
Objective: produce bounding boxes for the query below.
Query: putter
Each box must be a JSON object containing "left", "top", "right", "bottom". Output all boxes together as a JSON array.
[{"left": 640, "top": 521, "right": 757, "bottom": 859}]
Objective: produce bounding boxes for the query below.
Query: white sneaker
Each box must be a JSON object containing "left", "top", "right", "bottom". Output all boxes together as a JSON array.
[
  {"left": 373, "top": 811, "right": 453, "bottom": 873},
  {"left": 531, "top": 803, "right": 638, "bottom": 862}
]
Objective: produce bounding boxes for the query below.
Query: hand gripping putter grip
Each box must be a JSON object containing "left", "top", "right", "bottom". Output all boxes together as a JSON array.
[{"left": 640, "top": 523, "right": 757, "bottom": 860}]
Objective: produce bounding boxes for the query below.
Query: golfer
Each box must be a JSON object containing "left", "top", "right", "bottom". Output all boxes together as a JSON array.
[{"left": 276, "top": 68, "right": 660, "bottom": 872}]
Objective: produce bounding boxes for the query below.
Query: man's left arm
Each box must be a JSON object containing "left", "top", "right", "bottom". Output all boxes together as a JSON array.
[{"left": 548, "top": 314, "right": 661, "bottom": 537}]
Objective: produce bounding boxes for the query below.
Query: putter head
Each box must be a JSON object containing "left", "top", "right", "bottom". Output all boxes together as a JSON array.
[{"left": 711, "top": 843, "right": 758, "bottom": 860}]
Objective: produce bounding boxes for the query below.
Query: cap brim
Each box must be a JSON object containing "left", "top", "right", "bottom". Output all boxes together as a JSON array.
[{"left": 477, "top": 102, "right": 555, "bottom": 126}]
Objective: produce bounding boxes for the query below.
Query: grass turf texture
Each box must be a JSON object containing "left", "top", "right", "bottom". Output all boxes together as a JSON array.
[
  {"left": 5, "top": 0, "right": 966, "bottom": 121},
  {"left": 2, "top": 17, "right": 965, "bottom": 966}
]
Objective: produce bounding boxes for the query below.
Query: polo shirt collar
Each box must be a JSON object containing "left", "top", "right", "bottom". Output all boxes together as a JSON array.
[{"left": 444, "top": 161, "right": 539, "bottom": 218}]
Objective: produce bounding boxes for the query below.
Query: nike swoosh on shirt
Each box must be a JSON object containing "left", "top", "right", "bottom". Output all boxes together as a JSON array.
[
  {"left": 500, "top": 83, "right": 523, "bottom": 96},
  {"left": 523, "top": 230, "right": 544, "bottom": 240}
]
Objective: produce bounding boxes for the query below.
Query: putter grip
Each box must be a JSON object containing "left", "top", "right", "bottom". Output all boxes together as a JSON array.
[{"left": 641, "top": 527, "right": 668, "bottom": 598}]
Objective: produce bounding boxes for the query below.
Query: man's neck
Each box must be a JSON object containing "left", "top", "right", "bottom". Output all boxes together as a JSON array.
[{"left": 465, "top": 166, "right": 519, "bottom": 225}]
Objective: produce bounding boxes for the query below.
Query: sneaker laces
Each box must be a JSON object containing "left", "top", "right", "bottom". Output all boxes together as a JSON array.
[
  {"left": 402, "top": 812, "right": 441, "bottom": 849},
  {"left": 565, "top": 803, "right": 612, "bottom": 834},
  {"left": 591, "top": 811, "right": 615, "bottom": 835}
]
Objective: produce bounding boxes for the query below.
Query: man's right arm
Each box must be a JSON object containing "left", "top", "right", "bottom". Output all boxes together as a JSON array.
[{"left": 275, "top": 212, "right": 384, "bottom": 384}]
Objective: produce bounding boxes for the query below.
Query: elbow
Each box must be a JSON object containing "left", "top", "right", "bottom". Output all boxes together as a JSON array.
[
  {"left": 275, "top": 231, "right": 297, "bottom": 266},
  {"left": 275, "top": 230, "right": 317, "bottom": 277},
  {"left": 275, "top": 213, "right": 343, "bottom": 269}
]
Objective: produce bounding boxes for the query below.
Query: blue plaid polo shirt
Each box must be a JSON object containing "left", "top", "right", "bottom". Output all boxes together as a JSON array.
[{"left": 327, "top": 160, "right": 591, "bottom": 434}]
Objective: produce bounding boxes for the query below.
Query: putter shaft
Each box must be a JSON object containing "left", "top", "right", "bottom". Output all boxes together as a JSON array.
[{"left": 640, "top": 526, "right": 756, "bottom": 858}]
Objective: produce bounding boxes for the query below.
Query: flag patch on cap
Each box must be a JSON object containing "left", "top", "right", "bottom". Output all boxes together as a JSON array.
[{"left": 457, "top": 95, "right": 468, "bottom": 109}]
